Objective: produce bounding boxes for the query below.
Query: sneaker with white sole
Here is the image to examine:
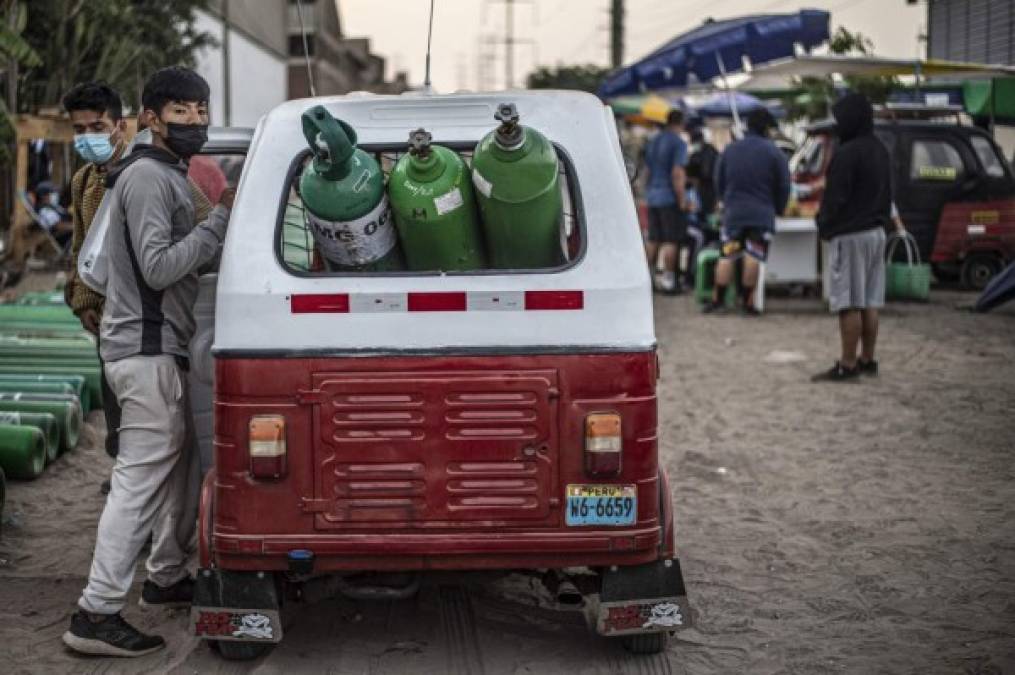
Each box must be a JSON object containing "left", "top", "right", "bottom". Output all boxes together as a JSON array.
[{"left": 62, "top": 610, "right": 165, "bottom": 657}]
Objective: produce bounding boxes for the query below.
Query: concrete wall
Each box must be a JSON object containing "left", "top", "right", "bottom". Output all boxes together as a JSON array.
[
  {"left": 928, "top": 0, "right": 1015, "bottom": 65},
  {"left": 193, "top": 9, "right": 288, "bottom": 128}
]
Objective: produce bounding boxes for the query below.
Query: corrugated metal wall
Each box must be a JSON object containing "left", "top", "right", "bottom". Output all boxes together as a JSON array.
[{"left": 928, "top": 0, "right": 1015, "bottom": 65}]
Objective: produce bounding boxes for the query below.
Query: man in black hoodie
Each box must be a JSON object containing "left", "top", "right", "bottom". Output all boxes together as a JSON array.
[{"left": 813, "top": 92, "right": 891, "bottom": 382}]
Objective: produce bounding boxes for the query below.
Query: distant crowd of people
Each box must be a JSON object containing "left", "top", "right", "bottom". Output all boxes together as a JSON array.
[{"left": 641, "top": 92, "right": 895, "bottom": 382}]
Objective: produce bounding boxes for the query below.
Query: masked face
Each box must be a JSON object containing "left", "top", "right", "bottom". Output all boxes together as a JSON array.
[
  {"left": 163, "top": 122, "right": 209, "bottom": 158},
  {"left": 69, "top": 109, "right": 124, "bottom": 165},
  {"left": 146, "top": 100, "right": 210, "bottom": 159},
  {"left": 73, "top": 133, "right": 116, "bottom": 164}
]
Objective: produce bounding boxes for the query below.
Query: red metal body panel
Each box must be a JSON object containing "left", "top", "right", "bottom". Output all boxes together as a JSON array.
[
  {"left": 930, "top": 199, "right": 1015, "bottom": 264},
  {"left": 208, "top": 352, "right": 668, "bottom": 572}
]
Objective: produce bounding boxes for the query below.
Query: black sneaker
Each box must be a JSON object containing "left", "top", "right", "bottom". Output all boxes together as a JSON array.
[
  {"left": 701, "top": 301, "right": 725, "bottom": 314},
  {"left": 857, "top": 359, "right": 878, "bottom": 376},
  {"left": 811, "top": 362, "right": 860, "bottom": 382},
  {"left": 100, "top": 479, "right": 111, "bottom": 496},
  {"left": 741, "top": 305, "right": 762, "bottom": 317},
  {"left": 140, "top": 576, "right": 194, "bottom": 609},
  {"left": 62, "top": 610, "right": 165, "bottom": 657}
]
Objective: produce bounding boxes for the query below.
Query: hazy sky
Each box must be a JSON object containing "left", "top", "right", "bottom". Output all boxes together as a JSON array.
[{"left": 337, "top": 0, "right": 926, "bottom": 92}]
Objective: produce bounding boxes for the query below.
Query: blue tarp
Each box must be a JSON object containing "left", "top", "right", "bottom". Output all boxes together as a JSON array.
[{"left": 599, "top": 9, "right": 831, "bottom": 98}]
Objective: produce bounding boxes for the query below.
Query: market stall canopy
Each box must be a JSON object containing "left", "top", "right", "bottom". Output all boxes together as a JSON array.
[
  {"left": 598, "top": 9, "right": 830, "bottom": 98},
  {"left": 740, "top": 54, "right": 1015, "bottom": 91},
  {"left": 608, "top": 93, "right": 678, "bottom": 124}
]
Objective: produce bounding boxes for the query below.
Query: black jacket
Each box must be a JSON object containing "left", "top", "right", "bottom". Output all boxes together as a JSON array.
[{"left": 816, "top": 94, "right": 892, "bottom": 240}]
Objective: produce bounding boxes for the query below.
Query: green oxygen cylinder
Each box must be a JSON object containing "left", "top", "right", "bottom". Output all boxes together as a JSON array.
[
  {"left": 0, "top": 383, "right": 89, "bottom": 414},
  {"left": 0, "top": 395, "right": 81, "bottom": 453},
  {"left": 0, "top": 424, "right": 46, "bottom": 479},
  {"left": 0, "top": 411, "right": 60, "bottom": 464},
  {"left": 298, "top": 105, "right": 403, "bottom": 271},
  {"left": 471, "top": 103, "right": 564, "bottom": 270},
  {"left": 388, "top": 129, "right": 486, "bottom": 271}
]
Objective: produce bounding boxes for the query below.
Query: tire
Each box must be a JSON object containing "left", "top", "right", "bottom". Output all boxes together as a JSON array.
[
  {"left": 620, "top": 631, "right": 669, "bottom": 655},
  {"left": 212, "top": 640, "right": 272, "bottom": 661},
  {"left": 961, "top": 254, "right": 1003, "bottom": 291}
]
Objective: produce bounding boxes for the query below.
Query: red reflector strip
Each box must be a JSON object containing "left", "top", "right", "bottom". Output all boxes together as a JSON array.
[
  {"left": 524, "top": 290, "right": 584, "bottom": 310},
  {"left": 290, "top": 293, "right": 350, "bottom": 313},
  {"left": 407, "top": 292, "right": 468, "bottom": 312},
  {"left": 290, "top": 291, "right": 584, "bottom": 313}
]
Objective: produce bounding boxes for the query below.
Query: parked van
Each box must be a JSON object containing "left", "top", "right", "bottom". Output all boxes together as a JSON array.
[
  {"left": 792, "top": 107, "right": 1015, "bottom": 289},
  {"left": 189, "top": 91, "right": 691, "bottom": 659}
]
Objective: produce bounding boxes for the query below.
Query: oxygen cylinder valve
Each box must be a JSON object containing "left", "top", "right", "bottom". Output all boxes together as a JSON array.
[
  {"left": 408, "top": 128, "right": 433, "bottom": 159},
  {"left": 494, "top": 103, "right": 524, "bottom": 149}
]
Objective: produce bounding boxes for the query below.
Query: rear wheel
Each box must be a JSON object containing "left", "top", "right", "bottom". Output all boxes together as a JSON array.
[
  {"left": 212, "top": 640, "right": 272, "bottom": 661},
  {"left": 961, "top": 253, "right": 1003, "bottom": 291},
  {"left": 621, "top": 632, "right": 669, "bottom": 654}
]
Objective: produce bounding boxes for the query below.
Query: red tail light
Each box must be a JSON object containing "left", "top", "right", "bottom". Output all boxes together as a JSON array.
[
  {"left": 249, "top": 415, "right": 287, "bottom": 479},
  {"left": 585, "top": 413, "right": 622, "bottom": 476}
]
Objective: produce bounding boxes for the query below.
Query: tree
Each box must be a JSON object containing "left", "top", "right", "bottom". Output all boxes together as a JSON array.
[
  {"left": 0, "top": 1, "right": 41, "bottom": 163},
  {"left": 16, "top": 0, "right": 215, "bottom": 112},
  {"left": 783, "top": 27, "right": 897, "bottom": 121},
  {"left": 527, "top": 64, "right": 611, "bottom": 93}
]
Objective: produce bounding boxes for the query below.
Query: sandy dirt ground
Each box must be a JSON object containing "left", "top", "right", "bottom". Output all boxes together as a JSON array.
[{"left": 1, "top": 287, "right": 1013, "bottom": 674}]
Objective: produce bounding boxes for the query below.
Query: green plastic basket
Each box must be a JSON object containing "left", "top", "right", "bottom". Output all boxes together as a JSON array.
[{"left": 886, "top": 232, "right": 931, "bottom": 302}]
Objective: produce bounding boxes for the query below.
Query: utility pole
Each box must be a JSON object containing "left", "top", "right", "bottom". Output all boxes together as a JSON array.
[
  {"left": 505, "top": 0, "right": 514, "bottom": 88},
  {"left": 610, "top": 0, "right": 624, "bottom": 68},
  {"left": 486, "top": 0, "right": 534, "bottom": 89},
  {"left": 222, "top": 0, "right": 231, "bottom": 126}
]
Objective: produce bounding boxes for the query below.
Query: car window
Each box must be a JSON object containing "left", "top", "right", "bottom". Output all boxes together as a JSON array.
[
  {"left": 910, "top": 139, "right": 965, "bottom": 182},
  {"left": 969, "top": 136, "right": 1007, "bottom": 178}
]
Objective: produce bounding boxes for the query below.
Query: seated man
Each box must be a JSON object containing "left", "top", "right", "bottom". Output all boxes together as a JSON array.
[{"left": 33, "top": 181, "right": 74, "bottom": 249}]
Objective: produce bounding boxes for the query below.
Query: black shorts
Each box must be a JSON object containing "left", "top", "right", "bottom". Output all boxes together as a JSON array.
[
  {"left": 647, "top": 206, "right": 687, "bottom": 244},
  {"left": 720, "top": 226, "right": 771, "bottom": 262}
]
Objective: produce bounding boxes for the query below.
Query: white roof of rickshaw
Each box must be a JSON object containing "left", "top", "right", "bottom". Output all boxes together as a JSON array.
[{"left": 215, "top": 90, "right": 655, "bottom": 355}]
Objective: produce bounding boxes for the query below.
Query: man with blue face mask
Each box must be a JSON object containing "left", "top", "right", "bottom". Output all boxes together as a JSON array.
[{"left": 64, "top": 82, "right": 127, "bottom": 335}]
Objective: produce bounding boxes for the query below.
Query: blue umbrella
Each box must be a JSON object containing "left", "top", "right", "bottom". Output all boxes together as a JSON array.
[
  {"left": 598, "top": 10, "right": 830, "bottom": 98},
  {"left": 694, "top": 92, "right": 779, "bottom": 117}
]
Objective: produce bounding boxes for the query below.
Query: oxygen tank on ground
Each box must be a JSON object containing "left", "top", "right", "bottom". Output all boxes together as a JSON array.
[
  {"left": 471, "top": 103, "right": 564, "bottom": 269},
  {"left": 298, "top": 105, "right": 403, "bottom": 271},
  {"left": 0, "top": 424, "right": 46, "bottom": 479},
  {"left": 0, "top": 411, "right": 60, "bottom": 464},
  {"left": 388, "top": 129, "right": 486, "bottom": 271}
]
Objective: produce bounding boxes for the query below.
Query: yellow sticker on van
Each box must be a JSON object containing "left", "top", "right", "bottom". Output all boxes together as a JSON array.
[{"left": 918, "top": 166, "right": 958, "bottom": 181}]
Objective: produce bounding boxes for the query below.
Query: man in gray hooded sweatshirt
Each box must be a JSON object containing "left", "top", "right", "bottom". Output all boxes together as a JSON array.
[{"left": 63, "top": 66, "right": 233, "bottom": 657}]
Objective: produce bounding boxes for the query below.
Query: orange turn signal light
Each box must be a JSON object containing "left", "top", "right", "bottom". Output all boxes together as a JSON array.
[
  {"left": 585, "top": 413, "right": 622, "bottom": 475},
  {"left": 249, "top": 415, "right": 286, "bottom": 479}
]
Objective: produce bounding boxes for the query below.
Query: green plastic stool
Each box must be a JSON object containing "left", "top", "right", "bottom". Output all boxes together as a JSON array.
[{"left": 694, "top": 248, "right": 737, "bottom": 307}]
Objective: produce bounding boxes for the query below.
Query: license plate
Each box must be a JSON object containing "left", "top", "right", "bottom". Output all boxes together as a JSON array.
[{"left": 565, "top": 484, "right": 636, "bottom": 526}]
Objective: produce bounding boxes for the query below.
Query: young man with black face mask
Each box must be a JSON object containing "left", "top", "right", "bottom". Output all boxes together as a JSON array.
[
  {"left": 62, "top": 83, "right": 215, "bottom": 487},
  {"left": 63, "top": 66, "right": 233, "bottom": 658}
]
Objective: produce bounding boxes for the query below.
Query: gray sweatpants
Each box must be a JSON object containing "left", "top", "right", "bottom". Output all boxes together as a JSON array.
[{"left": 79, "top": 355, "right": 199, "bottom": 615}]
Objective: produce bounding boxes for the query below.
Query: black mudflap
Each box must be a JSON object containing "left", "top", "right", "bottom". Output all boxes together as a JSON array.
[
  {"left": 595, "top": 559, "right": 690, "bottom": 636},
  {"left": 191, "top": 568, "right": 283, "bottom": 643}
]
